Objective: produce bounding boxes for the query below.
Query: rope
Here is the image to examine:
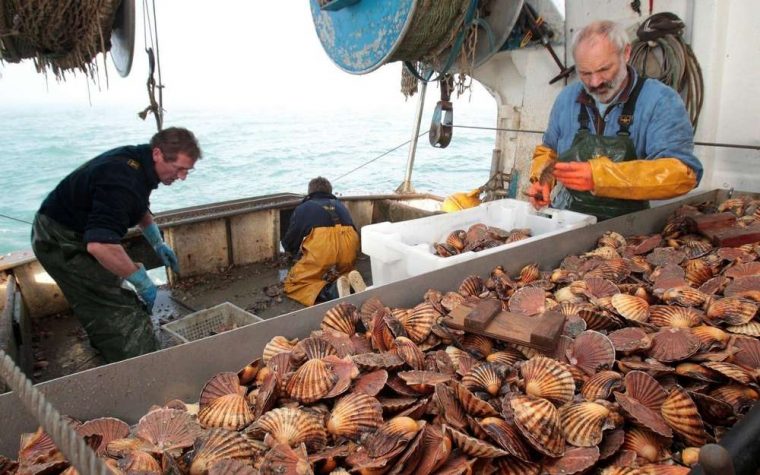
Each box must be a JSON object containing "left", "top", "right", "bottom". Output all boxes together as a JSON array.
[
  {"left": 629, "top": 12, "right": 704, "bottom": 130},
  {"left": 137, "top": 0, "right": 163, "bottom": 131},
  {"left": 0, "top": 213, "right": 32, "bottom": 225},
  {"left": 332, "top": 129, "right": 430, "bottom": 182},
  {"left": 0, "top": 349, "right": 109, "bottom": 475}
]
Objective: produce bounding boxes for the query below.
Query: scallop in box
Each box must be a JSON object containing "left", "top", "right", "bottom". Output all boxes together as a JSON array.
[{"left": 361, "top": 199, "right": 596, "bottom": 286}]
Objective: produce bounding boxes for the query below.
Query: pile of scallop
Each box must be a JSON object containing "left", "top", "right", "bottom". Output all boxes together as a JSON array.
[
  {"left": 433, "top": 223, "right": 531, "bottom": 257},
  {"left": 6, "top": 196, "right": 760, "bottom": 475}
]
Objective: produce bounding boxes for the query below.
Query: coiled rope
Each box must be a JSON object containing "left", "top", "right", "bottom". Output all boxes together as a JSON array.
[
  {"left": 629, "top": 12, "right": 704, "bottom": 130},
  {"left": 0, "top": 349, "right": 108, "bottom": 475}
]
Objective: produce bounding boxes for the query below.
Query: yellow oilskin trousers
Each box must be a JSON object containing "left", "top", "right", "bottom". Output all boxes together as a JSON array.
[{"left": 284, "top": 224, "right": 359, "bottom": 306}]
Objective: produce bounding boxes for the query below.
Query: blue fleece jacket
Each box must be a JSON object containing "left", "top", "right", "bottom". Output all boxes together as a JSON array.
[{"left": 543, "top": 68, "right": 703, "bottom": 206}]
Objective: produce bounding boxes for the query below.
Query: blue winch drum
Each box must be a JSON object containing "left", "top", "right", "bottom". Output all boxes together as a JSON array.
[{"left": 310, "top": 0, "right": 524, "bottom": 75}]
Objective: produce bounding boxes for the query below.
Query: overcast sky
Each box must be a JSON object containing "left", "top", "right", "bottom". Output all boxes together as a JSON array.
[{"left": 0, "top": 1, "right": 496, "bottom": 113}]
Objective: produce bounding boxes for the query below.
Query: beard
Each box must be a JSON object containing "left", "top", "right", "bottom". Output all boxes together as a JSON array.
[{"left": 584, "top": 62, "right": 629, "bottom": 103}]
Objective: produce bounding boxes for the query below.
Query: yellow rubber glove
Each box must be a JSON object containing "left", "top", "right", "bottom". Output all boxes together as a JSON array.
[
  {"left": 529, "top": 144, "right": 558, "bottom": 184},
  {"left": 588, "top": 156, "right": 697, "bottom": 200}
]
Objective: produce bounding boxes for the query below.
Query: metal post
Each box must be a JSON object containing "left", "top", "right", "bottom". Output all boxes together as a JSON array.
[{"left": 396, "top": 80, "right": 428, "bottom": 194}]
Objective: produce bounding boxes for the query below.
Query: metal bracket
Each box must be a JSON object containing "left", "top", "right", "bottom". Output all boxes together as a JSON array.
[{"left": 320, "top": 0, "right": 360, "bottom": 11}]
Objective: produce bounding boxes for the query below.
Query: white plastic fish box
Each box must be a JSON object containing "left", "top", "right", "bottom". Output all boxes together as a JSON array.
[
  {"left": 162, "top": 302, "right": 263, "bottom": 343},
  {"left": 362, "top": 199, "right": 596, "bottom": 286}
]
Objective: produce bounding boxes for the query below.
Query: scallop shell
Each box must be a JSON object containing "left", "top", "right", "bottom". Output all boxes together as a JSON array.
[
  {"left": 327, "top": 392, "right": 383, "bottom": 440},
  {"left": 608, "top": 327, "right": 652, "bottom": 354},
  {"left": 660, "top": 386, "right": 708, "bottom": 446},
  {"left": 624, "top": 370, "right": 668, "bottom": 411},
  {"left": 674, "top": 363, "right": 725, "bottom": 383},
  {"left": 559, "top": 401, "right": 614, "bottom": 447},
  {"left": 706, "top": 297, "right": 758, "bottom": 326},
  {"left": 621, "top": 426, "right": 669, "bottom": 463},
  {"left": 652, "top": 265, "right": 688, "bottom": 293},
  {"left": 611, "top": 293, "right": 650, "bottom": 323},
  {"left": 691, "top": 325, "right": 730, "bottom": 351},
  {"left": 208, "top": 458, "right": 258, "bottom": 475},
  {"left": 702, "top": 361, "right": 754, "bottom": 385},
  {"left": 647, "top": 247, "right": 686, "bottom": 267},
  {"left": 352, "top": 351, "right": 404, "bottom": 371},
  {"left": 198, "top": 393, "right": 254, "bottom": 431},
  {"left": 478, "top": 417, "right": 532, "bottom": 462},
  {"left": 365, "top": 416, "right": 421, "bottom": 458},
  {"left": 414, "top": 424, "right": 453, "bottom": 475},
  {"left": 486, "top": 348, "right": 525, "bottom": 367},
  {"left": 584, "top": 277, "right": 621, "bottom": 298},
  {"left": 731, "top": 335, "right": 760, "bottom": 371},
  {"left": 584, "top": 258, "right": 631, "bottom": 282},
  {"left": 509, "top": 287, "right": 547, "bottom": 316},
  {"left": 724, "top": 262, "right": 760, "bottom": 279},
  {"left": 135, "top": 409, "right": 201, "bottom": 454},
  {"left": 286, "top": 358, "right": 338, "bottom": 403},
  {"left": 544, "top": 447, "right": 601, "bottom": 475},
  {"left": 199, "top": 372, "right": 246, "bottom": 406},
  {"left": 688, "top": 391, "right": 736, "bottom": 425},
  {"left": 119, "top": 450, "right": 161, "bottom": 473},
  {"left": 685, "top": 259, "right": 714, "bottom": 287},
  {"left": 461, "top": 334, "right": 494, "bottom": 359},
  {"left": 510, "top": 394, "right": 565, "bottom": 457},
  {"left": 578, "top": 308, "right": 623, "bottom": 331},
  {"left": 451, "top": 380, "right": 499, "bottom": 417},
  {"left": 566, "top": 330, "right": 615, "bottom": 376},
  {"left": 700, "top": 276, "right": 730, "bottom": 296},
  {"left": 580, "top": 370, "right": 623, "bottom": 401},
  {"left": 709, "top": 384, "right": 760, "bottom": 414},
  {"left": 75, "top": 417, "right": 130, "bottom": 455},
  {"left": 585, "top": 246, "right": 621, "bottom": 260},
  {"left": 291, "top": 337, "right": 338, "bottom": 364},
  {"left": 398, "top": 370, "right": 452, "bottom": 394},
  {"left": 322, "top": 354, "right": 359, "bottom": 399},
  {"left": 434, "top": 383, "right": 468, "bottom": 432},
  {"left": 462, "top": 362, "right": 502, "bottom": 396},
  {"left": 459, "top": 275, "right": 486, "bottom": 297},
  {"left": 661, "top": 286, "right": 708, "bottom": 307},
  {"left": 649, "top": 328, "right": 701, "bottom": 363},
  {"left": 237, "top": 359, "right": 262, "bottom": 386},
  {"left": 725, "top": 276, "right": 760, "bottom": 301},
  {"left": 520, "top": 264, "right": 541, "bottom": 283},
  {"left": 321, "top": 303, "right": 358, "bottom": 335},
  {"left": 399, "top": 302, "right": 437, "bottom": 343},
  {"left": 648, "top": 306, "right": 702, "bottom": 328},
  {"left": 683, "top": 240, "right": 713, "bottom": 259},
  {"left": 521, "top": 356, "right": 575, "bottom": 405},
  {"left": 493, "top": 457, "right": 541, "bottom": 475},
  {"left": 599, "top": 231, "right": 627, "bottom": 249},
  {"left": 254, "top": 407, "right": 326, "bottom": 451},
  {"left": 259, "top": 443, "right": 310, "bottom": 475},
  {"left": 446, "top": 230, "right": 467, "bottom": 250},
  {"left": 726, "top": 321, "right": 760, "bottom": 336},
  {"left": 263, "top": 336, "right": 298, "bottom": 363},
  {"left": 391, "top": 336, "right": 425, "bottom": 370},
  {"left": 445, "top": 425, "right": 509, "bottom": 458},
  {"left": 189, "top": 429, "right": 258, "bottom": 475}
]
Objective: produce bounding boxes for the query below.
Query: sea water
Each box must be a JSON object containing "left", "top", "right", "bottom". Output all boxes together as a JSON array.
[{"left": 0, "top": 103, "right": 498, "bottom": 254}]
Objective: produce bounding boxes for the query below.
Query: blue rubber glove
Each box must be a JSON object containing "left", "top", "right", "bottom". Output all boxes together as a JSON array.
[
  {"left": 126, "top": 265, "right": 157, "bottom": 310},
  {"left": 143, "top": 223, "right": 180, "bottom": 273}
]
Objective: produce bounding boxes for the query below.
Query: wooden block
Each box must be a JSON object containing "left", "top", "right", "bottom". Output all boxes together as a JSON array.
[
  {"left": 464, "top": 299, "right": 501, "bottom": 331},
  {"left": 687, "top": 212, "right": 737, "bottom": 233},
  {"left": 530, "top": 311, "right": 566, "bottom": 349},
  {"left": 707, "top": 223, "right": 760, "bottom": 247}
]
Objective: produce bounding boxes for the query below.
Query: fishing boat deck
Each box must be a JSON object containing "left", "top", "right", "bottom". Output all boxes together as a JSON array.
[{"left": 29, "top": 256, "right": 373, "bottom": 383}]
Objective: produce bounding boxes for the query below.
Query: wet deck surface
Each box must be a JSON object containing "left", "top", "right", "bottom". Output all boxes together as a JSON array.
[{"left": 29, "top": 256, "right": 372, "bottom": 383}]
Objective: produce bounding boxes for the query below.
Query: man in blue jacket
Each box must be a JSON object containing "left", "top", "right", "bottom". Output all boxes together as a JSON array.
[
  {"left": 282, "top": 177, "right": 364, "bottom": 306},
  {"left": 526, "top": 20, "right": 702, "bottom": 220},
  {"left": 32, "top": 127, "right": 201, "bottom": 362}
]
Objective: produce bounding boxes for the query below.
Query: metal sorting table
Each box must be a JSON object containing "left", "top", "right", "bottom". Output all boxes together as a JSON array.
[{"left": 1, "top": 189, "right": 758, "bottom": 474}]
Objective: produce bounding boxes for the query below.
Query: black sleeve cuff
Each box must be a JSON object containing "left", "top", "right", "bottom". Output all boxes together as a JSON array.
[{"left": 83, "top": 228, "right": 123, "bottom": 244}]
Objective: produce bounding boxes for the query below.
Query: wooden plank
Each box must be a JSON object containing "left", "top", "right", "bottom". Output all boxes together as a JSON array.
[
  {"left": 687, "top": 212, "right": 736, "bottom": 233},
  {"left": 445, "top": 303, "right": 565, "bottom": 352},
  {"left": 463, "top": 299, "right": 501, "bottom": 331},
  {"left": 706, "top": 223, "right": 760, "bottom": 247},
  {"left": 229, "top": 210, "right": 277, "bottom": 265},
  {"left": 12, "top": 261, "right": 69, "bottom": 318}
]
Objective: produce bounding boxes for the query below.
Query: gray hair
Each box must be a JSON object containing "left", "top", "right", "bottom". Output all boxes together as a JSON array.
[{"left": 571, "top": 20, "right": 630, "bottom": 59}]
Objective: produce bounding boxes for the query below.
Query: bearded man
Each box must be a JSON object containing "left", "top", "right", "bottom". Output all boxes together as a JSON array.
[{"left": 526, "top": 20, "right": 702, "bottom": 220}]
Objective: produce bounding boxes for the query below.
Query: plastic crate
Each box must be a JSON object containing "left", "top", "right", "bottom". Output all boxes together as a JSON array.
[
  {"left": 362, "top": 199, "right": 596, "bottom": 286},
  {"left": 162, "top": 302, "right": 262, "bottom": 343}
]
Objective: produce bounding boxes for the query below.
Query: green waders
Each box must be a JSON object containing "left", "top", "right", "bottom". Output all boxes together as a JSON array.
[
  {"left": 559, "top": 76, "right": 650, "bottom": 221},
  {"left": 31, "top": 213, "right": 159, "bottom": 363}
]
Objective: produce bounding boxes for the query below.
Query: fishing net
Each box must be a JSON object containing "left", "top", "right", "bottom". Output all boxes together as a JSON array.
[{"left": 0, "top": 0, "right": 121, "bottom": 79}]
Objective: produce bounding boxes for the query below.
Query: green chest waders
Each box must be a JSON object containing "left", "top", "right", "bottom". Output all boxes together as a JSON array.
[{"left": 559, "top": 77, "right": 650, "bottom": 221}]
